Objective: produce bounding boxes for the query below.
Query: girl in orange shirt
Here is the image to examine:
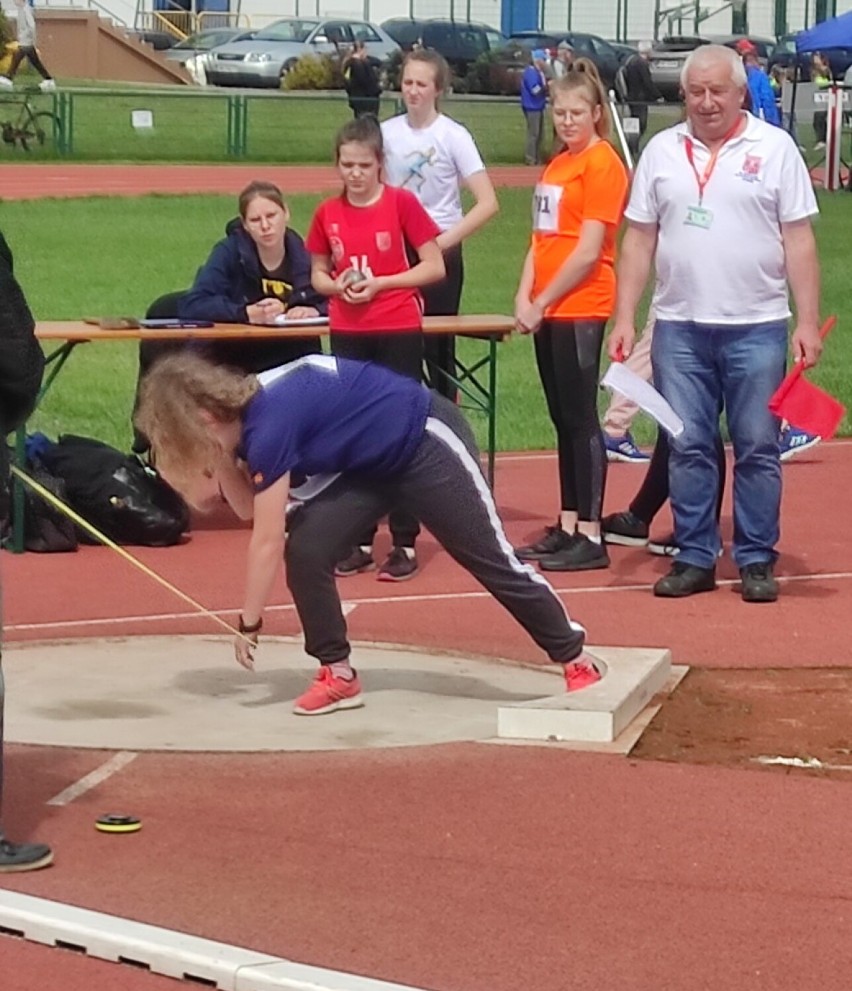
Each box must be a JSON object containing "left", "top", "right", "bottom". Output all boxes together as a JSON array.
[{"left": 514, "top": 60, "right": 628, "bottom": 572}]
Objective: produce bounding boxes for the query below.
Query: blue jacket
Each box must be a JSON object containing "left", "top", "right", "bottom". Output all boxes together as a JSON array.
[
  {"left": 520, "top": 66, "right": 547, "bottom": 112},
  {"left": 179, "top": 222, "right": 327, "bottom": 324},
  {"left": 745, "top": 65, "right": 780, "bottom": 126}
]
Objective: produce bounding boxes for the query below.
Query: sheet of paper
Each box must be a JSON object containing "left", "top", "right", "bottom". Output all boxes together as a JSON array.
[{"left": 601, "top": 362, "right": 684, "bottom": 438}]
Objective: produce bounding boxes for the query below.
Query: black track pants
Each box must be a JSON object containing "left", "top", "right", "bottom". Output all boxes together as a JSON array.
[{"left": 285, "top": 394, "right": 586, "bottom": 666}]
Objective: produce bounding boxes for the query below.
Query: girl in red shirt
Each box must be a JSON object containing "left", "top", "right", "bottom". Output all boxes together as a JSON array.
[
  {"left": 514, "top": 60, "right": 628, "bottom": 573},
  {"left": 306, "top": 115, "right": 444, "bottom": 582}
]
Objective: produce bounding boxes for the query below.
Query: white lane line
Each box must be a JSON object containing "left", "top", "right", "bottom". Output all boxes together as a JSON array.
[
  {"left": 46, "top": 751, "right": 138, "bottom": 807},
  {"left": 0, "top": 890, "right": 434, "bottom": 991},
  {"left": 7, "top": 571, "right": 852, "bottom": 638}
]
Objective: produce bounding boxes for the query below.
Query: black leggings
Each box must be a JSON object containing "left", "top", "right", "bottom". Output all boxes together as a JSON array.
[
  {"left": 421, "top": 243, "right": 464, "bottom": 402},
  {"left": 630, "top": 430, "right": 726, "bottom": 525},
  {"left": 534, "top": 319, "right": 607, "bottom": 522},
  {"left": 330, "top": 330, "right": 423, "bottom": 549},
  {"left": 7, "top": 47, "right": 51, "bottom": 81}
]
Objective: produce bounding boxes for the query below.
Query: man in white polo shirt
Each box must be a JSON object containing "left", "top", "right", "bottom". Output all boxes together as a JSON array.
[{"left": 609, "top": 44, "right": 822, "bottom": 603}]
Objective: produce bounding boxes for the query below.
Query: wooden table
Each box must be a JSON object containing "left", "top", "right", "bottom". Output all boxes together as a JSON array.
[{"left": 12, "top": 315, "right": 513, "bottom": 553}]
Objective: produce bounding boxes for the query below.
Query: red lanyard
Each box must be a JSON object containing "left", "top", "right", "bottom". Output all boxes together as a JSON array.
[{"left": 684, "top": 115, "right": 744, "bottom": 205}]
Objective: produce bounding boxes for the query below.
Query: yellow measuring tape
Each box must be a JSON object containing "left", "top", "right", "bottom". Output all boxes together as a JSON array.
[{"left": 11, "top": 464, "right": 254, "bottom": 643}]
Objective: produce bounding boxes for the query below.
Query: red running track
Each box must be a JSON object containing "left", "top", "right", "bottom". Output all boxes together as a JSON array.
[
  {"left": 3, "top": 446, "right": 852, "bottom": 991},
  {"left": 3, "top": 164, "right": 540, "bottom": 201}
]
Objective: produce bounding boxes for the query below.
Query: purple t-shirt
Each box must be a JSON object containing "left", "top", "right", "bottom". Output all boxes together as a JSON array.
[{"left": 241, "top": 355, "right": 430, "bottom": 492}]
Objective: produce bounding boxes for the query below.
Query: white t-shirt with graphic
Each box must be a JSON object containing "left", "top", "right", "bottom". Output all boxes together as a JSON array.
[
  {"left": 382, "top": 113, "right": 486, "bottom": 232},
  {"left": 626, "top": 113, "right": 818, "bottom": 324}
]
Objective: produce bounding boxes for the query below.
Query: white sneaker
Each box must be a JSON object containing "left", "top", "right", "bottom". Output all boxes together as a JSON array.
[
  {"left": 0, "top": 77, "right": 14, "bottom": 89},
  {"left": 39, "top": 79, "right": 56, "bottom": 92}
]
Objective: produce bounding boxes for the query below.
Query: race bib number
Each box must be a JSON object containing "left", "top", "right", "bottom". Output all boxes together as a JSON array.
[{"left": 532, "top": 183, "right": 563, "bottom": 233}]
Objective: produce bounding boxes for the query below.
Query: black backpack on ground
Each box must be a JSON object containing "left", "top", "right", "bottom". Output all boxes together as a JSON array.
[
  {"left": 40, "top": 435, "right": 190, "bottom": 547},
  {"left": 1, "top": 447, "right": 79, "bottom": 553}
]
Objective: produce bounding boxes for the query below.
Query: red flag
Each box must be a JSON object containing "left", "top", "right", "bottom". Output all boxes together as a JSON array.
[{"left": 768, "top": 317, "right": 845, "bottom": 440}]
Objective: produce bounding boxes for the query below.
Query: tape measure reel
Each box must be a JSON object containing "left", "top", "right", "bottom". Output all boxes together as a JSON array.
[{"left": 95, "top": 814, "right": 142, "bottom": 834}]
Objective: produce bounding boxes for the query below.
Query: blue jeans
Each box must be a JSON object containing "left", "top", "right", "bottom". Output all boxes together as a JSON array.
[{"left": 652, "top": 319, "right": 787, "bottom": 570}]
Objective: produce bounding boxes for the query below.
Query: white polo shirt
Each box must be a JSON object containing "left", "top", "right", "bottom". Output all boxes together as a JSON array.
[
  {"left": 626, "top": 112, "right": 818, "bottom": 324},
  {"left": 382, "top": 113, "right": 486, "bottom": 232}
]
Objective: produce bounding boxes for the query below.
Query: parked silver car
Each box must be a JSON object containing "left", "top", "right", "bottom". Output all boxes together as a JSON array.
[
  {"left": 163, "top": 27, "right": 256, "bottom": 66},
  {"left": 206, "top": 16, "right": 400, "bottom": 88}
]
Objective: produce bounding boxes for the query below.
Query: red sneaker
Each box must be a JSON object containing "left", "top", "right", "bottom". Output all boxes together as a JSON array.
[
  {"left": 563, "top": 657, "right": 602, "bottom": 693},
  {"left": 293, "top": 667, "right": 364, "bottom": 716}
]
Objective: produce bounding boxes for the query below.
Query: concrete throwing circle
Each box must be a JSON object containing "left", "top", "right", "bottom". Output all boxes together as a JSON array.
[{"left": 3, "top": 636, "right": 565, "bottom": 752}]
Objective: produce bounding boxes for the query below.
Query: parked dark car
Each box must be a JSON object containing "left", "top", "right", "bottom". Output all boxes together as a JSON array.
[
  {"left": 382, "top": 17, "right": 510, "bottom": 82},
  {"left": 769, "top": 33, "right": 852, "bottom": 80},
  {"left": 506, "top": 30, "right": 622, "bottom": 86}
]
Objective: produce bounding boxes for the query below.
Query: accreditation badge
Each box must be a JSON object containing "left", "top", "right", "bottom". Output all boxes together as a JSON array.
[{"left": 684, "top": 205, "right": 713, "bottom": 229}]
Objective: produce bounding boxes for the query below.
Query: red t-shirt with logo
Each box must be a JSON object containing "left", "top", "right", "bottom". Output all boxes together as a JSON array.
[{"left": 306, "top": 185, "right": 440, "bottom": 333}]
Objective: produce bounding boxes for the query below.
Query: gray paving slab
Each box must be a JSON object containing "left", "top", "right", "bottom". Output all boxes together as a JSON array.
[{"left": 3, "top": 636, "right": 570, "bottom": 752}]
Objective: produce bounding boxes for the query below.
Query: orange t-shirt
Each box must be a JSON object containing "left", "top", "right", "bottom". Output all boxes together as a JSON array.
[{"left": 531, "top": 141, "right": 628, "bottom": 320}]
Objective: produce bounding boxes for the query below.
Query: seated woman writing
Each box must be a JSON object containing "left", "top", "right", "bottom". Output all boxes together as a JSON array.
[{"left": 133, "top": 180, "right": 326, "bottom": 453}]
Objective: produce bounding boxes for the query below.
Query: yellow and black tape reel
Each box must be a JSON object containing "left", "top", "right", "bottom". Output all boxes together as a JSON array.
[{"left": 95, "top": 814, "right": 142, "bottom": 834}]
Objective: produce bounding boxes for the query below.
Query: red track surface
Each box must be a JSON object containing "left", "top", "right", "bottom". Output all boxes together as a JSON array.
[
  {"left": 1, "top": 165, "right": 851, "bottom": 990},
  {"left": 4, "top": 447, "right": 852, "bottom": 991},
  {"left": 4, "top": 164, "right": 540, "bottom": 201}
]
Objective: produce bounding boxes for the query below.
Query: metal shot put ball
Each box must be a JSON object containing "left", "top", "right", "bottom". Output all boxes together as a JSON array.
[{"left": 342, "top": 269, "right": 367, "bottom": 287}]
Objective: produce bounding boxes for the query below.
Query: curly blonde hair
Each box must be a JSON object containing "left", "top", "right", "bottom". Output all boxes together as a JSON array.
[{"left": 135, "top": 353, "right": 259, "bottom": 496}]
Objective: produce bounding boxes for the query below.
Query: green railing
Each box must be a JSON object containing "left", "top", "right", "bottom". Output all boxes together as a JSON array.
[{"left": 24, "top": 86, "right": 541, "bottom": 163}]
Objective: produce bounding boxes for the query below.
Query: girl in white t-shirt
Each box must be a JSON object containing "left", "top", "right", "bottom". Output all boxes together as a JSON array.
[{"left": 381, "top": 50, "right": 498, "bottom": 402}]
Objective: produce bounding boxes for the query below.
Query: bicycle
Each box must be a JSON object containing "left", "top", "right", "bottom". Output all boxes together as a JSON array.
[{"left": 0, "top": 87, "right": 62, "bottom": 152}]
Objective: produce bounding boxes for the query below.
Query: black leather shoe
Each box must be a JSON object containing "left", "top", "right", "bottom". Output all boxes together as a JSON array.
[
  {"left": 654, "top": 561, "right": 716, "bottom": 598},
  {"left": 740, "top": 562, "right": 779, "bottom": 603},
  {"left": 539, "top": 534, "right": 609, "bottom": 572}
]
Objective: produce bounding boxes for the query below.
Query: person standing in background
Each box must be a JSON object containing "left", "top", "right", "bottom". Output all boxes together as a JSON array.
[
  {"left": 811, "top": 52, "right": 831, "bottom": 150},
  {"left": 342, "top": 41, "right": 381, "bottom": 119},
  {"left": 382, "top": 49, "right": 498, "bottom": 408},
  {"left": 0, "top": 230, "right": 53, "bottom": 873},
  {"left": 735, "top": 40, "right": 780, "bottom": 126},
  {"left": 521, "top": 49, "right": 549, "bottom": 165},
  {"left": 0, "top": 0, "right": 55, "bottom": 91},
  {"left": 514, "top": 61, "right": 629, "bottom": 572}
]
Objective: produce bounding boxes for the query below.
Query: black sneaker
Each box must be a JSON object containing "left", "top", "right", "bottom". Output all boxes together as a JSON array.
[
  {"left": 539, "top": 533, "right": 610, "bottom": 572},
  {"left": 602, "top": 510, "right": 649, "bottom": 547},
  {"left": 648, "top": 533, "right": 679, "bottom": 557},
  {"left": 740, "top": 562, "right": 779, "bottom": 603},
  {"left": 0, "top": 837, "right": 53, "bottom": 873},
  {"left": 335, "top": 546, "right": 375, "bottom": 577},
  {"left": 654, "top": 561, "right": 716, "bottom": 598},
  {"left": 515, "top": 525, "right": 573, "bottom": 562},
  {"left": 377, "top": 547, "right": 418, "bottom": 582}
]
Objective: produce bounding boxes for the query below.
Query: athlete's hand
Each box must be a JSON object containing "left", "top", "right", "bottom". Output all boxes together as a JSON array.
[
  {"left": 515, "top": 297, "right": 544, "bottom": 335},
  {"left": 607, "top": 322, "right": 636, "bottom": 361},
  {"left": 234, "top": 630, "right": 258, "bottom": 671},
  {"left": 344, "top": 277, "right": 383, "bottom": 304}
]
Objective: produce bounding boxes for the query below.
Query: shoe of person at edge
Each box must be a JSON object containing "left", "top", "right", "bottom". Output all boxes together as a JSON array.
[
  {"left": 604, "top": 431, "right": 650, "bottom": 464},
  {"left": 0, "top": 837, "right": 53, "bottom": 873},
  {"left": 515, "top": 524, "right": 574, "bottom": 562},
  {"left": 740, "top": 562, "right": 779, "bottom": 603},
  {"left": 653, "top": 561, "right": 717, "bottom": 598},
  {"left": 377, "top": 546, "right": 418, "bottom": 582},
  {"left": 335, "top": 545, "right": 375, "bottom": 577},
  {"left": 563, "top": 655, "right": 603, "bottom": 692},
  {"left": 602, "top": 509, "right": 649, "bottom": 547},
  {"left": 538, "top": 533, "right": 610, "bottom": 572},
  {"left": 293, "top": 667, "right": 364, "bottom": 715},
  {"left": 779, "top": 425, "right": 821, "bottom": 462}
]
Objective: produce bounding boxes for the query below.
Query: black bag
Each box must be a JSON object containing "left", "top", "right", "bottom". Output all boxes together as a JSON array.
[
  {"left": 41, "top": 435, "right": 190, "bottom": 547},
  {"left": 2, "top": 454, "right": 79, "bottom": 553}
]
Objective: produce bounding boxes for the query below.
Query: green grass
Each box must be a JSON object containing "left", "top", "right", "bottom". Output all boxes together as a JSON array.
[{"left": 4, "top": 185, "right": 851, "bottom": 453}]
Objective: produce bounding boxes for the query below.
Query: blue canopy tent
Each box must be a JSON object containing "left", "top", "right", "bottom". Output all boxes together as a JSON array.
[{"left": 796, "top": 10, "right": 852, "bottom": 53}]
